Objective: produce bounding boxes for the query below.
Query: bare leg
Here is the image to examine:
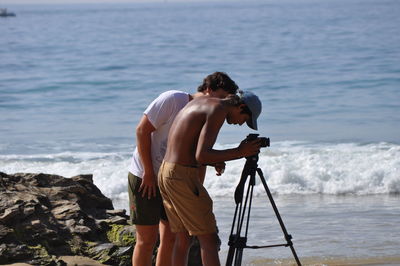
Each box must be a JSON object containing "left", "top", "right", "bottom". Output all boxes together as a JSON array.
[
  {"left": 156, "top": 219, "right": 176, "bottom": 266},
  {"left": 197, "top": 233, "right": 220, "bottom": 266},
  {"left": 172, "top": 231, "right": 192, "bottom": 266},
  {"left": 132, "top": 224, "right": 158, "bottom": 266}
]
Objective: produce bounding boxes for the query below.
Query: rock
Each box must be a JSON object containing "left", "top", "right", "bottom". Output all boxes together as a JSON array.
[
  {"left": 106, "top": 209, "right": 126, "bottom": 216},
  {"left": 109, "top": 216, "right": 127, "bottom": 225},
  {"left": 0, "top": 224, "right": 13, "bottom": 239},
  {"left": 114, "top": 246, "right": 132, "bottom": 257},
  {"left": 23, "top": 206, "right": 36, "bottom": 217},
  {"left": 91, "top": 243, "right": 117, "bottom": 254},
  {"left": 71, "top": 174, "right": 94, "bottom": 183},
  {"left": 31, "top": 219, "right": 41, "bottom": 227},
  {"left": 0, "top": 243, "right": 33, "bottom": 264},
  {"left": 89, "top": 243, "right": 118, "bottom": 265},
  {"left": 106, "top": 224, "right": 135, "bottom": 247},
  {"left": 64, "top": 219, "right": 76, "bottom": 228},
  {"left": 0, "top": 206, "right": 20, "bottom": 223},
  {"left": 71, "top": 225, "right": 92, "bottom": 235},
  {"left": 0, "top": 172, "right": 132, "bottom": 265}
]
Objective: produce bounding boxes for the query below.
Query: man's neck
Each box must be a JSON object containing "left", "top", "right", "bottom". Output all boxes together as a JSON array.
[{"left": 190, "top": 92, "right": 206, "bottom": 101}]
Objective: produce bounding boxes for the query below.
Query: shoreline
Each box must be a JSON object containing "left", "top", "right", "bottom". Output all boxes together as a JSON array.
[
  {"left": 247, "top": 256, "right": 400, "bottom": 266},
  {"left": 4, "top": 255, "right": 400, "bottom": 266}
]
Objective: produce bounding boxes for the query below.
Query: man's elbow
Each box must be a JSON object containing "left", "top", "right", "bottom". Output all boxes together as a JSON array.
[
  {"left": 195, "top": 152, "right": 208, "bottom": 165},
  {"left": 136, "top": 124, "right": 148, "bottom": 138},
  {"left": 136, "top": 116, "right": 155, "bottom": 138},
  {"left": 135, "top": 125, "right": 143, "bottom": 137}
]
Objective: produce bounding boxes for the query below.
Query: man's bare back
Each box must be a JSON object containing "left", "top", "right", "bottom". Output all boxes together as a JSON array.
[{"left": 164, "top": 95, "right": 260, "bottom": 167}]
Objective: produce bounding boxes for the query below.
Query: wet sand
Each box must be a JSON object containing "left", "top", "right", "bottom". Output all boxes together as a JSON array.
[
  {"left": 3, "top": 256, "right": 107, "bottom": 266},
  {"left": 249, "top": 256, "right": 400, "bottom": 265},
  {"left": 6, "top": 255, "right": 400, "bottom": 265}
]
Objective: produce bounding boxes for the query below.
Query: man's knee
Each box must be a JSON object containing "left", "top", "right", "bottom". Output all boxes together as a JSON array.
[
  {"left": 135, "top": 226, "right": 159, "bottom": 248},
  {"left": 197, "top": 233, "right": 219, "bottom": 249},
  {"left": 135, "top": 238, "right": 157, "bottom": 254},
  {"left": 159, "top": 221, "right": 176, "bottom": 245},
  {"left": 160, "top": 230, "right": 176, "bottom": 244},
  {"left": 176, "top": 235, "right": 194, "bottom": 250}
]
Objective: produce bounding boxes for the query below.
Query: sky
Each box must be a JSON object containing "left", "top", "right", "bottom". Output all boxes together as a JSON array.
[{"left": 2, "top": 0, "right": 227, "bottom": 4}]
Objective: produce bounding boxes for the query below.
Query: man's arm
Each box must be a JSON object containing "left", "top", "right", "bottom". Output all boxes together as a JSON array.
[
  {"left": 195, "top": 110, "right": 260, "bottom": 165},
  {"left": 136, "top": 114, "right": 157, "bottom": 199}
]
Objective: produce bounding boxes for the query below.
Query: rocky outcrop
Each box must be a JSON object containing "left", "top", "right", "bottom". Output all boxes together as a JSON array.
[{"left": 0, "top": 172, "right": 135, "bottom": 265}]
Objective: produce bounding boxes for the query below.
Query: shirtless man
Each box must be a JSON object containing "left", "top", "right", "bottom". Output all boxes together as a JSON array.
[{"left": 158, "top": 91, "right": 262, "bottom": 266}]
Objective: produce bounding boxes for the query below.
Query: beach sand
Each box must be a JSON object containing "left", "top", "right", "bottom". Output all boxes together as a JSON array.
[
  {"left": 249, "top": 256, "right": 400, "bottom": 265},
  {"left": 4, "top": 255, "right": 400, "bottom": 266},
  {"left": 3, "top": 256, "right": 107, "bottom": 266}
]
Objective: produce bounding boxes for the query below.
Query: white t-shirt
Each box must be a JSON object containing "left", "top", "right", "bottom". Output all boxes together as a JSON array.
[{"left": 129, "top": 90, "right": 190, "bottom": 178}]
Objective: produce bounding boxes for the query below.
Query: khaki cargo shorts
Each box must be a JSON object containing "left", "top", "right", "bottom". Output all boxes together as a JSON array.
[{"left": 158, "top": 161, "right": 217, "bottom": 236}]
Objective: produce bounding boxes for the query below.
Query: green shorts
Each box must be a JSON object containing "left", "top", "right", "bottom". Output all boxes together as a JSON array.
[{"left": 128, "top": 172, "right": 167, "bottom": 225}]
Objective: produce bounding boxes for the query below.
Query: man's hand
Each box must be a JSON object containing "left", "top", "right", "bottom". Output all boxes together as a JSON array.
[
  {"left": 136, "top": 114, "right": 157, "bottom": 199},
  {"left": 238, "top": 138, "right": 261, "bottom": 157},
  {"left": 139, "top": 172, "right": 157, "bottom": 199},
  {"left": 214, "top": 162, "right": 226, "bottom": 176}
]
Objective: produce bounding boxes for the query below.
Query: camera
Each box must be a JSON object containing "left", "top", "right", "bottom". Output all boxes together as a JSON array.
[{"left": 246, "top": 133, "right": 270, "bottom": 147}]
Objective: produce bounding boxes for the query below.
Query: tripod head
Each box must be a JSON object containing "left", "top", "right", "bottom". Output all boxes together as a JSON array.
[{"left": 234, "top": 132, "right": 270, "bottom": 204}]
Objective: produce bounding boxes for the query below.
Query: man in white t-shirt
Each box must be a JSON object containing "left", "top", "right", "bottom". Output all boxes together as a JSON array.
[{"left": 128, "top": 72, "right": 239, "bottom": 266}]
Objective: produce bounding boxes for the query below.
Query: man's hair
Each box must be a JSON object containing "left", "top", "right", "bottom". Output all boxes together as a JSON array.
[
  {"left": 197, "top": 72, "right": 239, "bottom": 94},
  {"left": 223, "top": 95, "right": 253, "bottom": 117}
]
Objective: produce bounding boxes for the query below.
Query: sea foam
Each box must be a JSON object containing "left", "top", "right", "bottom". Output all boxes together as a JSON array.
[
  {"left": 208, "top": 142, "right": 400, "bottom": 196},
  {"left": 1, "top": 142, "right": 399, "bottom": 198}
]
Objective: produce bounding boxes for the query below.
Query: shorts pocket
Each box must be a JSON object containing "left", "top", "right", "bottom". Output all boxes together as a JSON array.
[
  {"left": 195, "top": 183, "right": 209, "bottom": 199},
  {"left": 193, "top": 186, "right": 200, "bottom": 196}
]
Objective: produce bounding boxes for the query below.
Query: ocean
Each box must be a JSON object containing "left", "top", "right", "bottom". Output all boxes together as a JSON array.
[{"left": 1, "top": 0, "right": 400, "bottom": 265}]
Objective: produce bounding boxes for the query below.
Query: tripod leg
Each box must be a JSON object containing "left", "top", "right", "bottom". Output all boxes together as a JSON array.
[
  {"left": 226, "top": 201, "right": 245, "bottom": 266},
  {"left": 227, "top": 172, "right": 255, "bottom": 266},
  {"left": 234, "top": 248, "right": 243, "bottom": 266},
  {"left": 257, "top": 168, "right": 302, "bottom": 266},
  {"left": 226, "top": 234, "right": 237, "bottom": 266},
  {"left": 226, "top": 203, "right": 240, "bottom": 266}
]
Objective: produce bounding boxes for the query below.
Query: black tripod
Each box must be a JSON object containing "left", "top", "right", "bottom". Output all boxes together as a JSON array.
[{"left": 226, "top": 154, "right": 302, "bottom": 266}]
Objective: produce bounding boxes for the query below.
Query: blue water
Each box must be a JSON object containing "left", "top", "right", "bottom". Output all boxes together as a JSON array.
[
  {"left": 1, "top": 1, "right": 400, "bottom": 264},
  {"left": 1, "top": 0, "right": 400, "bottom": 149}
]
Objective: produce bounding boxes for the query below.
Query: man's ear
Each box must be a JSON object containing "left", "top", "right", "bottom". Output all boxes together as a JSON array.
[
  {"left": 239, "top": 103, "right": 246, "bottom": 110},
  {"left": 203, "top": 87, "right": 212, "bottom": 95}
]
